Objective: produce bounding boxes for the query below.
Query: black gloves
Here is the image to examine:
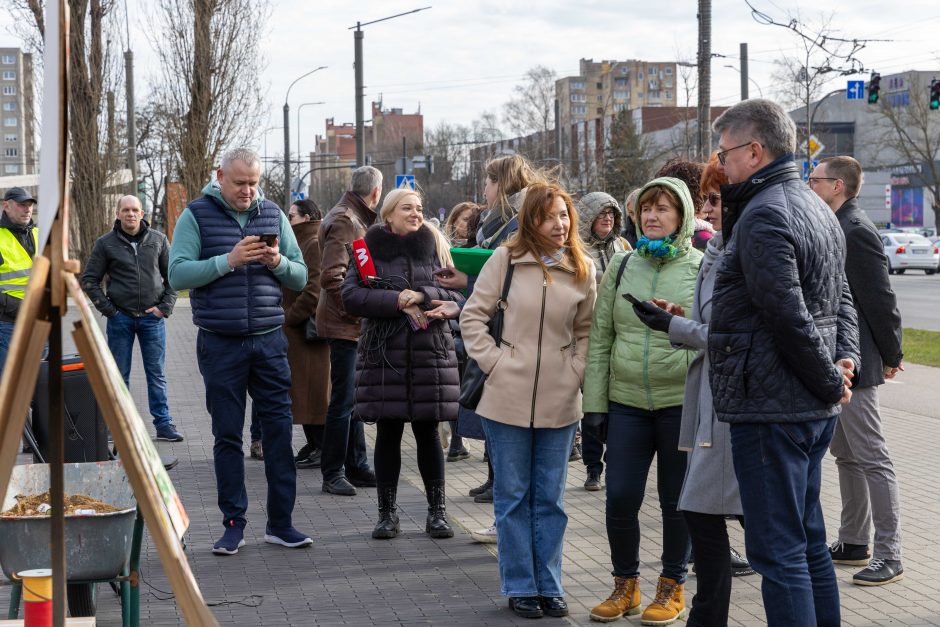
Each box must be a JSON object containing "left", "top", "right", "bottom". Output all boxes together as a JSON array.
[
  {"left": 629, "top": 297, "right": 674, "bottom": 334},
  {"left": 582, "top": 412, "right": 608, "bottom": 444}
]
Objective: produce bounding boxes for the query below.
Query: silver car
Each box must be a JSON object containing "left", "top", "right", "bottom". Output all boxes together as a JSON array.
[{"left": 881, "top": 232, "right": 939, "bottom": 275}]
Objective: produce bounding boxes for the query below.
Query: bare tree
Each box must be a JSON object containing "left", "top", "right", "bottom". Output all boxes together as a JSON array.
[
  {"left": 147, "top": 0, "right": 268, "bottom": 201},
  {"left": 750, "top": 3, "right": 869, "bottom": 158},
  {"left": 503, "top": 66, "right": 556, "bottom": 161},
  {"left": 871, "top": 75, "right": 940, "bottom": 228},
  {"left": 604, "top": 109, "right": 662, "bottom": 203},
  {"left": 135, "top": 101, "right": 180, "bottom": 225},
  {"left": 3, "top": 0, "right": 123, "bottom": 261}
]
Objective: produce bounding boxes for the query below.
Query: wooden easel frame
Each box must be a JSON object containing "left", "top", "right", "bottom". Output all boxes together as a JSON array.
[{"left": 0, "top": 1, "right": 217, "bottom": 624}]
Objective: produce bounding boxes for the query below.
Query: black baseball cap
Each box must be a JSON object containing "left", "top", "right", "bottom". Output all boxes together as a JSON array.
[{"left": 3, "top": 187, "right": 36, "bottom": 204}]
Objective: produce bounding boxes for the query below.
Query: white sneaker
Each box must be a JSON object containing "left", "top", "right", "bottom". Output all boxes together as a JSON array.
[{"left": 470, "top": 524, "right": 498, "bottom": 544}]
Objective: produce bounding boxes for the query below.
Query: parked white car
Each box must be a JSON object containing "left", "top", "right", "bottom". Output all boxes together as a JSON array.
[{"left": 880, "top": 232, "right": 939, "bottom": 275}]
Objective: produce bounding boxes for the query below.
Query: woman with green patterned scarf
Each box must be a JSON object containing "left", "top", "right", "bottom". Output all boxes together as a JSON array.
[{"left": 582, "top": 176, "right": 703, "bottom": 625}]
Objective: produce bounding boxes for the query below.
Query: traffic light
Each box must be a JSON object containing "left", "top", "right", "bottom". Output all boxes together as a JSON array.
[
  {"left": 930, "top": 79, "right": 940, "bottom": 110},
  {"left": 867, "top": 73, "right": 881, "bottom": 105}
]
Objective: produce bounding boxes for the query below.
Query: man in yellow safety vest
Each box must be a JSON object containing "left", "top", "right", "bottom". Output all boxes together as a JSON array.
[{"left": 0, "top": 186, "right": 38, "bottom": 374}]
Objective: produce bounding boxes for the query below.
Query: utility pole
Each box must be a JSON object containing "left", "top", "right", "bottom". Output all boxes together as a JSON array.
[
  {"left": 740, "top": 43, "right": 749, "bottom": 101},
  {"left": 554, "top": 98, "right": 561, "bottom": 163},
  {"left": 354, "top": 23, "right": 365, "bottom": 167},
  {"left": 125, "top": 49, "right": 138, "bottom": 197},
  {"left": 696, "top": 0, "right": 712, "bottom": 160}
]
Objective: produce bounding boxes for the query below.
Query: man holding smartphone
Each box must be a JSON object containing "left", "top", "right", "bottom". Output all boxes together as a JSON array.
[{"left": 169, "top": 147, "right": 311, "bottom": 555}]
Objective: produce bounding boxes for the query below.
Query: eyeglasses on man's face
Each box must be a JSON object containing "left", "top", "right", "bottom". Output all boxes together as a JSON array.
[
  {"left": 807, "top": 177, "right": 840, "bottom": 186},
  {"left": 717, "top": 141, "right": 757, "bottom": 166}
]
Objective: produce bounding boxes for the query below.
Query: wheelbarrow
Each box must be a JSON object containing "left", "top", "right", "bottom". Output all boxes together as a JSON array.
[{"left": 0, "top": 460, "right": 140, "bottom": 625}]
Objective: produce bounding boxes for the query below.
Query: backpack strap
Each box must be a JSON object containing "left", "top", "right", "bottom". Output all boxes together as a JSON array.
[{"left": 614, "top": 251, "right": 634, "bottom": 290}]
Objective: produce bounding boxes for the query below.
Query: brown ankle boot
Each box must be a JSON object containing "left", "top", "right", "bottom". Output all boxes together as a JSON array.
[
  {"left": 640, "top": 576, "right": 687, "bottom": 626},
  {"left": 589, "top": 576, "right": 641, "bottom": 622}
]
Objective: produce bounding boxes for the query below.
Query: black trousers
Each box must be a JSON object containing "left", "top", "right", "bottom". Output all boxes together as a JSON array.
[
  {"left": 684, "top": 511, "right": 733, "bottom": 627},
  {"left": 374, "top": 421, "right": 445, "bottom": 489}
]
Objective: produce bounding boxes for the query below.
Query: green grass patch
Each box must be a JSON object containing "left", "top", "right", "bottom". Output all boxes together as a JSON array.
[
  {"left": 177, "top": 289, "right": 189, "bottom": 298},
  {"left": 903, "top": 328, "right": 940, "bottom": 368}
]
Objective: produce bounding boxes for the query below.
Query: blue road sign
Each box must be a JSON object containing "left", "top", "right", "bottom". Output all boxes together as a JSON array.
[
  {"left": 395, "top": 174, "right": 416, "bottom": 189},
  {"left": 847, "top": 80, "right": 865, "bottom": 100},
  {"left": 290, "top": 191, "right": 305, "bottom": 202},
  {"left": 802, "top": 159, "right": 819, "bottom": 181}
]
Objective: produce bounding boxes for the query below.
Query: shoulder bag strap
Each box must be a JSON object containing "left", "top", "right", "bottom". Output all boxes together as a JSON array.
[
  {"left": 614, "top": 251, "right": 634, "bottom": 290},
  {"left": 491, "top": 261, "right": 515, "bottom": 344}
]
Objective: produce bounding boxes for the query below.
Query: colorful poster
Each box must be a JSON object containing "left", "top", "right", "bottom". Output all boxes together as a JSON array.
[{"left": 890, "top": 187, "right": 924, "bottom": 227}]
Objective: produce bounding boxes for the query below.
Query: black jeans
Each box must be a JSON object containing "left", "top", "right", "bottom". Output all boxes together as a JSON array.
[
  {"left": 684, "top": 511, "right": 733, "bottom": 627},
  {"left": 605, "top": 402, "right": 690, "bottom": 581},
  {"left": 320, "top": 339, "right": 369, "bottom": 482},
  {"left": 582, "top": 418, "right": 604, "bottom": 475},
  {"left": 374, "top": 421, "right": 444, "bottom": 489}
]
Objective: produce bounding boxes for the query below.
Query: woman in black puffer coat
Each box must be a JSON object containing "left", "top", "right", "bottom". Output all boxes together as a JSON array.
[{"left": 341, "top": 188, "right": 465, "bottom": 540}]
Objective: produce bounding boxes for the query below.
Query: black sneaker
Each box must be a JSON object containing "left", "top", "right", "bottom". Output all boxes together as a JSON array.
[
  {"left": 853, "top": 558, "right": 904, "bottom": 586},
  {"left": 447, "top": 446, "right": 470, "bottom": 462},
  {"left": 294, "top": 443, "right": 314, "bottom": 463},
  {"left": 296, "top": 449, "right": 321, "bottom": 469},
  {"left": 584, "top": 471, "right": 602, "bottom": 491},
  {"left": 155, "top": 423, "right": 184, "bottom": 442},
  {"left": 730, "top": 547, "right": 755, "bottom": 577},
  {"left": 473, "top": 486, "right": 493, "bottom": 503},
  {"left": 829, "top": 540, "right": 871, "bottom": 566},
  {"left": 468, "top": 479, "right": 492, "bottom": 497}
]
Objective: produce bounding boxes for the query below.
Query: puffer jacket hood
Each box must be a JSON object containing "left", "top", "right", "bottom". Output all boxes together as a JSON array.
[
  {"left": 634, "top": 176, "right": 697, "bottom": 255},
  {"left": 577, "top": 192, "right": 623, "bottom": 244},
  {"left": 478, "top": 188, "right": 527, "bottom": 249}
]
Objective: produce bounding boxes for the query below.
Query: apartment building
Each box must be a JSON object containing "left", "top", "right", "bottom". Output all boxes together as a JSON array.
[{"left": 0, "top": 48, "right": 35, "bottom": 177}]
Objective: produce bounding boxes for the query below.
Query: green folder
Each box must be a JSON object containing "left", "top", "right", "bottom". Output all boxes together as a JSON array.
[{"left": 450, "top": 248, "right": 493, "bottom": 276}]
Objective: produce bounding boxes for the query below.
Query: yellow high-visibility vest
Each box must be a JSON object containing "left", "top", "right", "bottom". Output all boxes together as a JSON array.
[{"left": 0, "top": 226, "right": 37, "bottom": 301}]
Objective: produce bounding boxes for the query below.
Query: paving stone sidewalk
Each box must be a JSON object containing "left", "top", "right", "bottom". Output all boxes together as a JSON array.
[{"left": 2, "top": 303, "right": 938, "bottom": 626}]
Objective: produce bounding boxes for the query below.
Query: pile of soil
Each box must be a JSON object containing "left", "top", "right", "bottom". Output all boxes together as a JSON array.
[{"left": 1, "top": 491, "right": 122, "bottom": 517}]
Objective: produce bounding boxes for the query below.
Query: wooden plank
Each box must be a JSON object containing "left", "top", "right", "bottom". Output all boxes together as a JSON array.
[
  {"left": 66, "top": 274, "right": 217, "bottom": 626},
  {"left": 0, "top": 255, "right": 50, "bottom": 507}
]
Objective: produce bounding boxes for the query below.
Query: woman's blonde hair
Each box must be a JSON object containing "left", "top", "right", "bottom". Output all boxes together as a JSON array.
[
  {"left": 505, "top": 182, "right": 591, "bottom": 284},
  {"left": 484, "top": 154, "right": 540, "bottom": 221},
  {"left": 380, "top": 188, "right": 453, "bottom": 268}
]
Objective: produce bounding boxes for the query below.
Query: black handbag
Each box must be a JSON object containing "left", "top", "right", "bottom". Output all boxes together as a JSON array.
[
  {"left": 458, "top": 262, "right": 515, "bottom": 409},
  {"left": 304, "top": 316, "right": 326, "bottom": 342}
]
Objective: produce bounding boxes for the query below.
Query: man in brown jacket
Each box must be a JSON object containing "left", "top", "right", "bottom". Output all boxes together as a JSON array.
[{"left": 316, "top": 166, "right": 383, "bottom": 495}]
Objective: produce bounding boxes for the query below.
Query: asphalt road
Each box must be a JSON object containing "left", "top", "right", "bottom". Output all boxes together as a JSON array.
[{"left": 889, "top": 271, "right": 940, "bottom": 331}]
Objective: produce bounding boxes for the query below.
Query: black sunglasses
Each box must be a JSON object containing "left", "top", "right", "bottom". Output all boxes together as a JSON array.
[{"left": 703, "top": 192, "right": 721, "bottom": 205}]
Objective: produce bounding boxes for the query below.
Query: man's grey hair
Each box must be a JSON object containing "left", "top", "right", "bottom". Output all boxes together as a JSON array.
[
  {"left": 712, "top": 99, "right": 796, "bottom": 160},
  {"left": 220, "top": 147, "right": 261, "bottom": 171},
  {"left": 350, "top": 166, "right": 383, "bottom": 197}
]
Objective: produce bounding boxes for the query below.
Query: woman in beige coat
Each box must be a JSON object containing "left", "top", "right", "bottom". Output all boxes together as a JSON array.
[
  {"left": 284, "top": 199, "right": 330, "bottom": 468},
  {"left": 460, "top": 182, "right": 596, "bottom": 619}
]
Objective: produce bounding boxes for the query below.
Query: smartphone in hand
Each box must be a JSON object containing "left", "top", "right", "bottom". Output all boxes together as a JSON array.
[
  {"left": 259, "top": 232, "right": 278, "bottom": 247},
  {"left": 432, "top": 267, "right": 454, "bottom": 279},
  {"left": 622, "top": 292, "right": 642, "bottom": 306}
]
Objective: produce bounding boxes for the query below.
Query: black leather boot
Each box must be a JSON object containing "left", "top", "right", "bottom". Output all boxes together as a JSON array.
[
  {"left": 425, "top": 480, "right": 454, "bottom": 538},
  {"left": 372, "top": 485, "right": 400, "bottom": 539}
]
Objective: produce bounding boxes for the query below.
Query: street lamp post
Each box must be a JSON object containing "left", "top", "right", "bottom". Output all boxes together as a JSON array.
[
  {"left": 284, "top": 66, "right": 327, "bottom": 209},
  {"left": 297, "top": 101, "right": 325, "bottom": 161},
  {"left": 350, "top": 6, "right": 431, "bottom": 167},
  {"left": 262, "top": 126, "right": 283, "bottom": 175}
]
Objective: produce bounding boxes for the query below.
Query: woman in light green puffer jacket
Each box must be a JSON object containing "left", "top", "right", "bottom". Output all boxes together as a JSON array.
[{"left": 582, "top": 176, "right": 703, "bottom": 624}]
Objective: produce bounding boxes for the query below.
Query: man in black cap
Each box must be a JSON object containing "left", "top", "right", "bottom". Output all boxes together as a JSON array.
[{"left": 0, "top": 187, "right": 38, "bottom": 374}]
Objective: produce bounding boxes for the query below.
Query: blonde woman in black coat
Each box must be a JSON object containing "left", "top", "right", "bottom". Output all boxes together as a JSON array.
[{"left": 341, "top": 189, "right": 465, "bottom": 540}]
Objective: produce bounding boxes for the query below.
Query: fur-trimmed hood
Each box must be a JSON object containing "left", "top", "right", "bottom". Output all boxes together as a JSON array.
[
  {"left": 577, "top": 192, "right": 624, "bottom": 245},
  {"left": 364, "top": 223, "right": 438, "bottom": 262}
]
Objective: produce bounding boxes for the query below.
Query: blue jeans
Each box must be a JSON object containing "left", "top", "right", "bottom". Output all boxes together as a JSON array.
[
  {"left": 320, "top": 338, "right": 369, "bottom": 482},
  {"left": 106, "top": 311, "right": 172, "bottom": 428},
  {"left": 196, "top": 328, "right": 296, "bottom": 531},
  {"left": 605, "top": 403, "right": 690, "bottom": 582},
  {"left": 482, "top": 418, "right": 577, "bottom": 598},
  {"left": 0, "top": 320, "right": 14, "bottom": 376},
  {"left": 731, "top": 418, "right": 839, "bottom": 627}
]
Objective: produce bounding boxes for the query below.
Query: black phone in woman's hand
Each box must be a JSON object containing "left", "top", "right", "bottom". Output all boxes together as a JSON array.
[{"left": 622, "top": 293, "right": 641, "bottom": 306}]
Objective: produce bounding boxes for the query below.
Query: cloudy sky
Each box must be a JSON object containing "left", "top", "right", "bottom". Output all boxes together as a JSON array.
[{"left": 1, "top": 0, "right": 938, "bottom": 160}]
